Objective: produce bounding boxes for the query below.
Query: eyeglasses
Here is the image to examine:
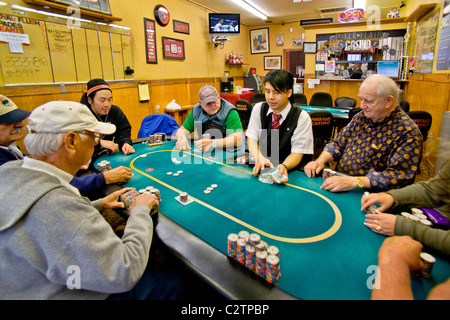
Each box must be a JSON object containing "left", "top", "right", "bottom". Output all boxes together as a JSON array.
[{"left": 78, "top": 130, "right": 101, "bottom": 145}]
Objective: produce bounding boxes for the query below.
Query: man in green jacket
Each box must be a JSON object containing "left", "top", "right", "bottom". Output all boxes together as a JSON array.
[
  {"left": 175, "top": 84, "right": 243, "bottom": 152},
  {"left": 361, "top": 159, "right": 450, "bottom": 255}
]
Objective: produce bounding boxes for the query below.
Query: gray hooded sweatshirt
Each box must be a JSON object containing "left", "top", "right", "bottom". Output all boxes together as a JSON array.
[{"left": 0, "top": 160, "right": 153, "bottom": 299}]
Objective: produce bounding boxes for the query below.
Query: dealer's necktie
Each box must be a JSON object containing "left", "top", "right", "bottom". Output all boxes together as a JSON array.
[{"left": 271, "top": 113, "right": 282, "bottom": 129}]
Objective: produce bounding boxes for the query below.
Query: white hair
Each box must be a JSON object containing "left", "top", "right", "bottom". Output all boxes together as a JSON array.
[{"left": 24, "top": 132, "right": 90, "bottom": 157}]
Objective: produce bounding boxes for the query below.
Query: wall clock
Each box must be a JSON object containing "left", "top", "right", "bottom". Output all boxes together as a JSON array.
[{"left": 154, "top": 5, "right": 170, "bottom": 26}]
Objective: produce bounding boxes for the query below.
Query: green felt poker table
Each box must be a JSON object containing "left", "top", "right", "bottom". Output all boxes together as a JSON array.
[
  {"left": 298, "top": 105, "right": 350, "bottom": 119},
  {"left": 95, "top": 140, "right": 450, "bottom": 300}
]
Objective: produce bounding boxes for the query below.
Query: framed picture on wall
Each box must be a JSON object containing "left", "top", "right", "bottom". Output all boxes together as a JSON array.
[
  {"left": 144, "top": 18, "right": 157, "bottom": 64},
  {"left": 303, "top": 42, "right": 317, "bottom": 54},
  {"left": 264, "top": 55, "right": 282, "bottom": 70},
  {"left": 162, "top": 37, "right": 185, "bottom": 60},
  {"left": 250, "top": 28, "right": 270, "bottom": 54}
]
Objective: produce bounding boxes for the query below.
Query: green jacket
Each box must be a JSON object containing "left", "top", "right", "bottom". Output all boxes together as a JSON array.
[{"left": 388, "top": 160, "right": 450, "bottom": 255}]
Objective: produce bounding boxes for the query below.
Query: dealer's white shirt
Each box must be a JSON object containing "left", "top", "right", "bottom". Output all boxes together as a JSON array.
[{"left": 246, "top": 101, "right": 313, "bottom": 155}]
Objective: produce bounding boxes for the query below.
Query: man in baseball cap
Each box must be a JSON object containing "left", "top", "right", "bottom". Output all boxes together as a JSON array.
[
  {"left": 0, "top": 100, "right": 184, "bottom": 299},
  {"left": 0, "top": 94, "right": 31, "bottom": 165},
  {"left": 26, "top": 100, "right": 116, "bottom": 135},
  {"left": 175, "top": 84, "right": 243, "bottom": 152}
]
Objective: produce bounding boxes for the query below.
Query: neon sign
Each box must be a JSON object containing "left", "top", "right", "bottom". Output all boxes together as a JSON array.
[{"left": 338, "top": 8, "right": 365, "bottom": 23}]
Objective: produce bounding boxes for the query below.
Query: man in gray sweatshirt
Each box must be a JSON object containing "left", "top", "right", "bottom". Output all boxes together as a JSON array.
[{"left": 0, "top": 101, "right": 183, "bottom": 299}]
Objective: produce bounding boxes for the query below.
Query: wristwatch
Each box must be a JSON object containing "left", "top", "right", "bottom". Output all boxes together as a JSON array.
[
  {"left": 212, "top": 140, "right": 216, "bottom": 149},
  {"left": 356, "top": 177, "right": 364, "bottom": 189}
]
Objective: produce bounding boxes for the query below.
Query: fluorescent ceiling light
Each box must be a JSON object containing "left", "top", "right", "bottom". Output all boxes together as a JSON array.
[
  {"left": 293, "top": 0, "right": 312, "bottom": 2},
  {"left": 230, "top": 0, "right": 267, "bottom": 20}
]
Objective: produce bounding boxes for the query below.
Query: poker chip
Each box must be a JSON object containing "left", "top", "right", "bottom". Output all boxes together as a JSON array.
[
  {"left": 204, "top": 190, "right": 211, "bottom": 194},
  {"left": 265, "top": 254, "right": 280, "bottom": 285},
  {"left": 255, "top": 251, "right": 267, "bottom": 277},
  {"left": 166, "top": 172, "right": 173, "bottom": 175},
  {"left": 145, "top": 168, "right": 153, "bottom": 172},
  {"left": 180, "top": 192, "right": 188, "bottom": 203},
  {"left": 227, "top": 231, "right": 280, "bottom": 286},
  {"left": 245, "top": 245, "right": 256, "bottom": 271},
  {"left": 249, "top": 233, "right": 260, "bottom": 246},
  {"left": 97, "top": 160, "right": 112, "bottom": 172},
  {"left": 211, "top": 184, "right": 218, "bottom": 188},
  {"left": 206, "top": 187, "right": 213, "bottom": 191},
  {"left": 322, "top": 168, "right": 336, "bottom": 181},
  {"left": 236, "top": 238, "right": 247, "bottom": 265},
  {"left": 227, "top": 233, "right": 239, "bottom": 259},
  {"left": 177, "top": 170, "right": 183, "bottom": 174},
  {"left": 173, "top": 173, "right": 179, "bottom": 177},
  {"left": 420, "top": 219, "right": 433, "bottom": 227},
  {"left": 139, "top": 154, "right": 147, "bottom": 157},
  {"left": 267, "top": 245, "right": 279, "bottom": 256},
  {"left": 119, "top": 188, "right": 140, "bottom": 208},
  {"left": 420, "top": 252, "right": 436, "bottom": 278}
]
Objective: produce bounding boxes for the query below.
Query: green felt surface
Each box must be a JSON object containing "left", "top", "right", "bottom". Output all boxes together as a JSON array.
[
  {"left": 96, "top": 141, "right": 450, "bottom": 300},
  {"left": 302, "top": 105, "right": 350, "bottom": 118}
]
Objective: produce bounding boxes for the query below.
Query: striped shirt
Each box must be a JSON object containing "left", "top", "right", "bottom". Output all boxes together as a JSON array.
[{"left": 324, "top": 106, "right": 422, "bottom": 191}]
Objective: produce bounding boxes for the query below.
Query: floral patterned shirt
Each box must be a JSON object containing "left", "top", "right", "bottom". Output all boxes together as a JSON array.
[{"left": 324, "top": 106, "right": 422, "bottom": 191}]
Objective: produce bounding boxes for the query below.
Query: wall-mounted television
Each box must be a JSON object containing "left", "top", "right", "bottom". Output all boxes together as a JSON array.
[
  {"left": 377, "top": 61, "right": 399, "bottom": 78},
  {"left": 209, "top": 13, "right": 240, "bottom": 37}
]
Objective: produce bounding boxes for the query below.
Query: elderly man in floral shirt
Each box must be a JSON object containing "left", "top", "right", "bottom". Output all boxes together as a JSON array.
[{"left": 305, "top": 75, "right": 422, "bottom": 192}]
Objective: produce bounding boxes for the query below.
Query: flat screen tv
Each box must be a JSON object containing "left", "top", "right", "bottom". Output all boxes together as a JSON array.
[
  {"left": 377, "top": 61, "right": 399, "bottom": 78},
  {"left": 209, "top": 13, "right": 240, "bottom": 37}
]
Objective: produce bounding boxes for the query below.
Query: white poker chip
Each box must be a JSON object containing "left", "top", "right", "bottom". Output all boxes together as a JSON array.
[
  {"left": 173, "top": 173, "right": 179, "bottom": 177},
  {"left": 140, "top": 154, "right": 147, "bottom": 157},
  {"left": 211, "top": 184, "right": 218, "bottom": 188},
  {"left": 206, "top": 187, "right": 213, "bottom": 191},
  {"left": 177, "top": 170, "right": 183, "bottom": 174},
  {"left": 166, "top": 172, "right": 173, "bottom": 175},
  {"left": 204, "top": 190, "right": 211, "bottom": 194}
]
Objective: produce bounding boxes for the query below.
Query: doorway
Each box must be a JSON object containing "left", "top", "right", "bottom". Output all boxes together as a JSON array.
[{"left": 284, "top": 49, "right": 305, "bottom": 90}]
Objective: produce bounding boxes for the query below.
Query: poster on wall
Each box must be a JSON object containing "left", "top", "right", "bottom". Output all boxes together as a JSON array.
[
  {"left": 436, "top": 0, "right": 450, "bottom": 70},
  {"left": 162, "top": 37, "right": 185, "bottom": 60},
  {"left": 144, "top": 18, "right": 157, "bottom": 64}
]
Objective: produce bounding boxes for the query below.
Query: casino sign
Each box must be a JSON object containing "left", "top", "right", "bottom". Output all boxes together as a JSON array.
[{"left": 338, "top": 8, "right": 365, "bottom": 23}]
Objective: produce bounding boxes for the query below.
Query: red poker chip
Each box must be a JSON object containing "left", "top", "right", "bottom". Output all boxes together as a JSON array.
[{"left": 145, "top": 168, "right": 153, "bottom": 172}]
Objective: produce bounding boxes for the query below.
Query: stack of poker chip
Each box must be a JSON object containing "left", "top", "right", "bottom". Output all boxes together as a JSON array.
[
  {"left": 322, "top": 168, "right": 336, "bottom": 181},
  {"left": 97, "top": 160, "right": 112, "bottom": 173},
  {"left": 227, "top": 230, "right": 280, "bottom": 285},
  {"left": 362, "top": 192, "right": 379, "bottom": 214},
  {"left": 420, "top": 252, "right": 436, "bottom": 278},
  {"left": 180, "top": 192, "right": 188, "bottom": 203},
  {"left": 401, "top": 208, "right": 433, "bottom": 227},
  {"left": 139, "top": 186, "right": 161, "bottom": 202},
  {"left": 119, "top": 188, "right": 140, "bottom": 208}
]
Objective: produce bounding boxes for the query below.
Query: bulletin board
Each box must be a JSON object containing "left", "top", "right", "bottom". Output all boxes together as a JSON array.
[{"left": 0, "top": 12, "right": 133, "bottom": 85}]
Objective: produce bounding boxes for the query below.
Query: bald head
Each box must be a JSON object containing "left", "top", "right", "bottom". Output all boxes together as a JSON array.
[{"left": 358, "top": 75, "right": 400, "bottom": 122}]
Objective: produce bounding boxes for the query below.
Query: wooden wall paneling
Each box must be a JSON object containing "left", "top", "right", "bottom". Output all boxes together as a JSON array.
[
  {"left": 111, "top": 86, "right": 150, "bottom": 139},
  {"left": 86, "top": 29, "right": 103, "bottom": 79},
  {"left": 72, "top": 28, "right": 91, "bottom": 82},
  {"left": 98, "top": 31, "right": 114, "bottom": 81}
]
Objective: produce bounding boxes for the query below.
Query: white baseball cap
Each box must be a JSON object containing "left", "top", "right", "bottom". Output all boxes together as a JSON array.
[{"left": 27, "top": 101, "right": 116, "bottom": 135}]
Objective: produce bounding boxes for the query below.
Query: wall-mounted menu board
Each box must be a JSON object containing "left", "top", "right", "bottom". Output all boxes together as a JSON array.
[{"left": 0, "top": 12, "right": 133, "bottom": 85}]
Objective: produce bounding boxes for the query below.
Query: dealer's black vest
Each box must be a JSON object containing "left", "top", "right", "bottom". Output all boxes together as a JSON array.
[{"left": 259, "top": 102, "right": 310, "bottom": 168}]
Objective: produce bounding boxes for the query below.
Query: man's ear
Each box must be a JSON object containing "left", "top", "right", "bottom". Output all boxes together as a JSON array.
[
  {"left": 385, "top": 95, "right": 394, "bottom": 109},
  {"left": 63, "top": 132, "right": 78, "bottom": 154}
]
